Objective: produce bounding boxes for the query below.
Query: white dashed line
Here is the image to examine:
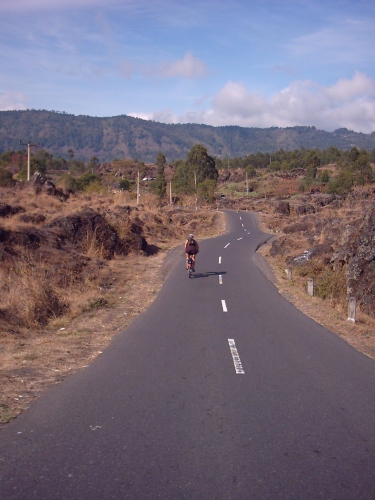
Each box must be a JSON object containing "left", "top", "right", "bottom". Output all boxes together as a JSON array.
[
  {"left": 219, "top": 275, "right": 223, "bottom": 284},
  {"left": 239, "top": 216, "right": 242, "bottom": 220},
  {"left": 221, "top": 300, "right": 227, "bottom": 312},
  {"left": 228, "top": 339, "right": 245, "bottom": 374},
  {"left": 237, "top": 237, "right": 243, "bottom": 240},
  {"left": 219, "top": 256, "right": 222, "bottom": 264},
  {"left": 241, "top": 223, "right": 244, "bottom": 227},
  {"left": 224, "top": 243, "right": 230, "bottom": 249},
  {"left": 243, "top": 228, "right": 247, "bottom": 231}
]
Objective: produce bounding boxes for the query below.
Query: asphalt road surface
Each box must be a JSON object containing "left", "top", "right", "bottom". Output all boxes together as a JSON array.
[{"left": 1, "top": 210, "right": 375, "bottom": 499}]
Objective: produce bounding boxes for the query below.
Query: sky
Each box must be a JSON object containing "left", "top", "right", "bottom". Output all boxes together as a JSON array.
[{"left": 1, "top": 0, "right": 375, "bottom": 132}]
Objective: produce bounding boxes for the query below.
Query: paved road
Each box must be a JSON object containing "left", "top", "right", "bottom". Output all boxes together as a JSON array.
[{"left": 1, "top": 210, "right": 375, "bottom": 499}]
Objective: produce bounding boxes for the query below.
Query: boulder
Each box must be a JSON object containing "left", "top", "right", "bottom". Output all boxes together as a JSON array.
[
  {"left": 331, "top": 207, "right": 375, "bottom": 316},
  {"left": 0, "top": 203, "right": 25, "bottom": 217},
  {"left": 295, "top": 204, "right": 315, "bottom": 215},
  {"left": 283, "top": 222, "right": 312, "bottom": 234},
  {"left": 274, "top": 201, "right": 290, "bottom": 215}
]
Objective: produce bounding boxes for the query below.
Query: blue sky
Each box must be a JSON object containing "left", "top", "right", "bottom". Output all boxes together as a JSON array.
[{"left": 1, "top": 0, "right": 375, "bottom": 132}]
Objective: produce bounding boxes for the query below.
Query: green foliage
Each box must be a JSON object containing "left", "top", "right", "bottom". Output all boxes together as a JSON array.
[
  {"left": 118, "top": 178, "right": 130, "bottom": 191},
  {"left": 87, "top": 156, "right": 99, "bottom": 171},
  {"left": 153, "top": 152, "right": 167, "bottom": 198},
  {"left": 198, "top": 179, "right": 216, "bottom": 202},
  {"left": 186, "top": 144, "right": 218, "bottom": 184},
  {"left": 245, "top": 165, "right": 256, "bottom": 178},
  {"left": 152, "top": 174, "right": 167, "bottom": 198},
  {"left": 156, "top": 152, "right": 166, "bottom": 174},
  {"left": 82, "top": 297, "right": 109, "bottom": 312},
  {"left": 0, "top": 150, "right": 16, "bottom": 166},
  {"left": 327, "top": 168, "right": 354, "bottom": 195},
  {"left": 319, "top": 169, "right": 330, "bottom": 183},
  {"left": 0, "top": 167, "right": 13, "bottom": 186},
  {"left": 352, "top": 151, "right": 373, "bottom": 185},
  {"left": 172, "top": 161, "right": 193, "bottom": 194},
  {"left": 76, "top": 172, "right": 102, "bottom": 191},
  {"left": 69, "top": 159, "right": 85, "bottom": 175},
  {"left": 172, "top": 144, "right": 218, "bottom": 194},
  {"left": 55, "top": 173, "right": 78, "bottom": 192},
  {"left": 314, "top": 268, "right": 347, "bottom": 304}
]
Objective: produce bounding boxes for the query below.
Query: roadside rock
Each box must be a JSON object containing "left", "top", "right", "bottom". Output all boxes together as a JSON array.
[
  {"left": 295, "top": 204, "right": 315, "bottom": 215},
  {"left": 283, "top": 222, "right": 312, "bottom": 234},
  {"left": 331, "top": 206, "right": 375, "bottom": 315},
  {"left": 18, "top": 214, "right": 46, "bottom": 224},
  {"left": 289, "top": 244, "right": 334, "bottom": 266},
  {"left": 274, "top": 201, "right": 290, "bottom": 216},
  {"left": 0, "top": 203, "right": 25, "bottom": 217}
]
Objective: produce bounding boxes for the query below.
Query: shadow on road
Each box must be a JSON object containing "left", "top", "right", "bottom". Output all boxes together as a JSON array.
[{"left": 190, "top": 271, "right": 227, "bottom": 279}]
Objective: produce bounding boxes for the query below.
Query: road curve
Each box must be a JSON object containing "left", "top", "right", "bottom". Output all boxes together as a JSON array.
[{"left": 1, "top": 210, "right": 375, "bottom": 499}]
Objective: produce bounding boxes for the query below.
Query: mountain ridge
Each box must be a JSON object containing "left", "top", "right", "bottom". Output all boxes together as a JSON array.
[{"left": 1, "top": 110, "right": 374, "bottom": 162}]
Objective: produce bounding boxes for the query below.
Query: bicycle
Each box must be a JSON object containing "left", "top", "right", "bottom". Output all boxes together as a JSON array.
[{"left": 187, "top": 255, "right": 194, "bottom": 278}]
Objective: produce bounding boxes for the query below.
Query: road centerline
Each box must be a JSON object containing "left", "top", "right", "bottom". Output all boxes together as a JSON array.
[
  {"left": 221, "top": 300, "right": 227, "bottom": 312},
  {"left": 228, "top": 339, "right": 245, "bottom": 374},
  {"left": 224, "top": 243, "right": 230, "bottom": 249}
]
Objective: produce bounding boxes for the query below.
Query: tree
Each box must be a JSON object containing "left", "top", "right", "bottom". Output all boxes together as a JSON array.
[
  {"left": 172, "top": 145, "right": 218, "bottom": 194},
  {"left": 87, "top": 156, "right": 99, "bottom": 172},
  {"left": 353, "top": 151, "right": 373, "bottom": 185},
  {"left": 153, "top": 152, "right": 167, "bottom": 198},
  {"left": 186, "top": 144, "right": 218, "bottom": 184},
  {"left": 327, "top": 168, "right": 354, "bottom": 195},
  {"left": 319, "top": 170, "right": 330, "bottom": 183}
]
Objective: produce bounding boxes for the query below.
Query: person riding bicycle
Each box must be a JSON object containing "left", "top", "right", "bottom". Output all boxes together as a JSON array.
[{"left": 185, "top": 233, "right": 199, "bottom": 272}]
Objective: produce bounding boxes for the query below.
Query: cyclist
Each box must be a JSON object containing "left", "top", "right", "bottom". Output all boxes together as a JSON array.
[{"left": 185, "top": 233, "right": 199, "bottom": 272}]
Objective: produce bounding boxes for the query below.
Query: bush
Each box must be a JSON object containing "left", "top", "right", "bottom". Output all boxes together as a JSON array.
[
  {"left": 0, "top": 167, "right": 14, "bottom": 187},
  {"left": 76, "top": 173, "right": 102, "bottom": 191},
  {"left": 119, "top": 178, "right": 130, "bottom": 191},
  {"left": 55, "top": 173, "right": 78, "bottom": 193},
  {"left": 315, "top": 268, "right": 347, "bottom": 304}
]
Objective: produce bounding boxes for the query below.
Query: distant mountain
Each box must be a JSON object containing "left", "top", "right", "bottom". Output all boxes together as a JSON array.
[{"left": 0, "top": 110, "right": 374, "bottom": 162}]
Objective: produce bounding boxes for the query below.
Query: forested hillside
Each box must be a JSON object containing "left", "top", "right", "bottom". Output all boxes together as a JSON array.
[{"left": 1, "top": 110, "right": 375, "bottom": 162}]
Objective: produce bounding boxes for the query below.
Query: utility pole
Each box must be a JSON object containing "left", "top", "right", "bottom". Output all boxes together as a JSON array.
[
  {"left": 169, "top": 182, "right": 172, "bottom": 205},
  {"left": 194, "top": 171, "right": 198, "bottom": 211},
  {"left": 20, "top": 140, "right": 39, "bottom": 181},
  {"left": 137, "top": 170, "right": 140, "bottom": 205},
  {"left": 246, "top": 171, "right": 249, "bottom": 195}
]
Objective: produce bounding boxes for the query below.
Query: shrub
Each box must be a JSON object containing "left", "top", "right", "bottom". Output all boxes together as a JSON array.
[
  {"left": 82, "top": 297, "right": 109, "bottom": 312},
  {"left": 0, "top": 167, "right": 14, "bottom": 187},
  {"left": 315, "top": 268, "right": 347, "bottom": 304},
  {"left": 55, "top": 173, "right": 78, "bottom": 193},
  {"left": 119, "top": 178, "right": 130, "bottom": 191},
  {"left": 76, "top": 173, "right": 102, "bottom": 191}
]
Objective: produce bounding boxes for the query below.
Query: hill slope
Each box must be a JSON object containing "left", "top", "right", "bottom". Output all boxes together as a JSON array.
[{"left": 1, "top": 110, "right": 375, "bottom": 162}]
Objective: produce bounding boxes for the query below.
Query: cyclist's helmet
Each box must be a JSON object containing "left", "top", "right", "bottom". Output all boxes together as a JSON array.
[{"left": 189, "top": 233, "right": 194, "bottom": 238}]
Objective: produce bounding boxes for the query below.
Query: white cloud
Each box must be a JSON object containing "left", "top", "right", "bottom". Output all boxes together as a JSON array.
[
  {"left": 158, "top": 52, "right": 207, "bottom": 79},
  {"left": 131, "top": 73, "right": 375, "bottom": 133},
  {"left": 0, "top": 92, "right": 28, "bottom": 111},
  {"left": 121, "top": 52, "right": 208, "bottom": 80}
]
